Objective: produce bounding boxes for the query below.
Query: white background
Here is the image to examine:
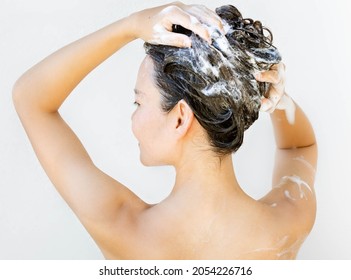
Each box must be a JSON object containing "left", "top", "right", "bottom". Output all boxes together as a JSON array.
[{"left": 1, "top": 0, "right": 350, "bottom": 259}]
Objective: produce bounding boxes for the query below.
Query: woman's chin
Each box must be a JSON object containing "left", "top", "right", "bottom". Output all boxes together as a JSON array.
[{"left": 139, "top": 153, "right": 154, "bottom": 167}]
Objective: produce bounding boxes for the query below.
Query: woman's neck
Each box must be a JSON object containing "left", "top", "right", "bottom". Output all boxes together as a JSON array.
[{"left": 171, "top": 151, "right": 243, "bottom": 199}]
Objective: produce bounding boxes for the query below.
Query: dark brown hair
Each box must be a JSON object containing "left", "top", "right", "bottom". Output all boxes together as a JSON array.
[{"left": 145, "top": 5, "right": 281, "bottom": 155}]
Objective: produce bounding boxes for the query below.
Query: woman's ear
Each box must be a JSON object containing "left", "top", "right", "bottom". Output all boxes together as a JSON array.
[{"left": 173, "top": 99, "right": 194, "bottom": 138}]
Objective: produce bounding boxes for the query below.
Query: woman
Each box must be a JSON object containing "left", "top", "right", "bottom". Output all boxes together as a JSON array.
[{"left": 13, "top": 2, "right": 317, "bottom": 259}]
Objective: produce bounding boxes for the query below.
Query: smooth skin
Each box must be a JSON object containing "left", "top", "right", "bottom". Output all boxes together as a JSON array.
[{"left": 13, "top": 2, "right": 317, "bottom": 259}]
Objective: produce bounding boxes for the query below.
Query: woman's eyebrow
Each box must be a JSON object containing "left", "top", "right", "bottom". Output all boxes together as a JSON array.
[{"left": 134, "top": 89, "right": 145, "bottom": 96}]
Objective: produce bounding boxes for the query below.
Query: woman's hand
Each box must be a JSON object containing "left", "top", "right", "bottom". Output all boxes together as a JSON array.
[
  {"left": 129, "top": 2, "right": 224, "bottom": 47},
  {"left": 256, "top": 62, "right": 296, "bottom": 124}
]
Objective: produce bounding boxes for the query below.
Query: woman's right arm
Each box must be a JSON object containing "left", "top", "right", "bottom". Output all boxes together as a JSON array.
[{"left": 12, "top": 2, "right": 221, "bottom": 257}]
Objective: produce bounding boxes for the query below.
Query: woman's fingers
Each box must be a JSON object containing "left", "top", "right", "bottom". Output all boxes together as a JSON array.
[
  {"left": 135, "top": 2, "right": 224, "bottom": 47},
  {"left": 257, "top": 62, "right": 286, "bottom": 113},
  {"left": 186, "top": 4, "right": 224, "bottom": 33},
  {"left": 149, "top": 26, "right": 192, "bottom": 48},
  {"left": 164, "top": 6, "right": 211, "bottom": 44},
  {"left": 256, "top": 63, "right": 285, "bottom": 85}
]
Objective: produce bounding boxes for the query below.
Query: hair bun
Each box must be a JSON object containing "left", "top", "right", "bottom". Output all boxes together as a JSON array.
[{"left": 145, "top": 4, "right": 282, "bottom": 155}]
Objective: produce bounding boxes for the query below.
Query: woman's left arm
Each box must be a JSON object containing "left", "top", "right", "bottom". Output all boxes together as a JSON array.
[{"left": 257, "top": 63, "right": 318, "bottom": 233}]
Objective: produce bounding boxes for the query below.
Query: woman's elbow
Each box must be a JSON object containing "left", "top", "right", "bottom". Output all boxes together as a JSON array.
[
  {"left": 12, "top": 73, "right": 47, "bottom": 114},
  {"left": 12, "top": 76, "right": 26, "bottom": 112}
]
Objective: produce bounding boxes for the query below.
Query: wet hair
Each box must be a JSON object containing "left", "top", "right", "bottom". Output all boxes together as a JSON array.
[{"left": 144, "top": 5, "right": 281, "bottom": 156}]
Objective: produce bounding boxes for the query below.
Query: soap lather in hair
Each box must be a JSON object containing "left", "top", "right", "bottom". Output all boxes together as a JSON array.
[{"left": 145, "top": 5, "right": 281, "bottom": 155}]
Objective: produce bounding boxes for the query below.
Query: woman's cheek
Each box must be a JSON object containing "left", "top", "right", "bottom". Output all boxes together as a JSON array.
[
  {"left": 132, "top": 108, "right": 151, "bottom": 141},
  {"left": 131, "top": 110, "right": 141, "bottom": 140}
]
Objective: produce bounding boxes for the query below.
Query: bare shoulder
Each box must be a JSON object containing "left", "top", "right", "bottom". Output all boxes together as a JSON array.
[
  {"left": 103, "top": 198, "right": 221, "bottom": 259},
  {"left": 260, "top": 144, "right": 318, "bottom": 235},
  {"left": 100, "top": 202, "right": 180, "bottom": 259},
  {"left": 222, "top": 198, "right": 310, "bottom": 259}
]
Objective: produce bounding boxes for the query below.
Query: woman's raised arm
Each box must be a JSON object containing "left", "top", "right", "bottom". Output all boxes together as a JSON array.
[
  {"left": 12, "top": 2, "right": 222, "bottom": 257},
  {"left": 258, "top": 63, "right": 317, "bottom": 235}
]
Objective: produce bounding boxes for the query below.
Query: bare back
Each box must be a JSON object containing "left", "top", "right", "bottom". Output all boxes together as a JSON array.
[
  {"left": 100, "top": 168, "right": 316, "bottom": 260},
  {"left": 13, "top": 2, "right": 317, "bottom": 260},
  {"left": 98, "top": 196, "right": 308, "bottom": 259}
]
